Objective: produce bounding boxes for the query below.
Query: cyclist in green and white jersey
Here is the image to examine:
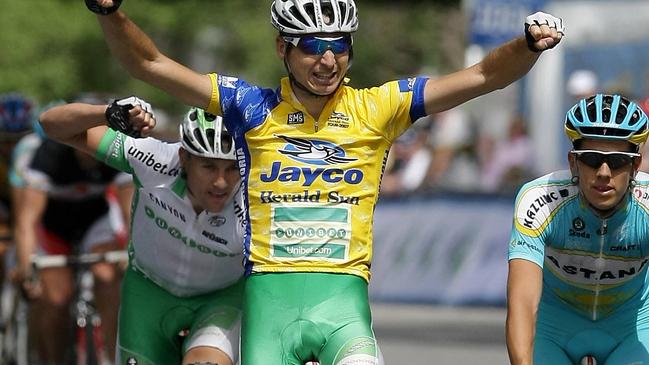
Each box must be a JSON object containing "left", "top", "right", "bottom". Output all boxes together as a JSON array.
[{"left": 39, "top": 97, "right": 245, "bottom": 365}]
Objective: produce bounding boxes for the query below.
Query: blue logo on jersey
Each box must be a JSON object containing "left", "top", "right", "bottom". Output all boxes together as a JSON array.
[
  {"left": 276, "top": 135, "right": 356, "bottom": 166},
  {"left": 260, "top": 135, "right": 363, "bottom": 186},
  {"left": 398, "top": 78, "right": 416, "bottom": 92}
]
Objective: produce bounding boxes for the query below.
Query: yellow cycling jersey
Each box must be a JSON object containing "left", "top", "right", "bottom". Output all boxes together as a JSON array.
[{"left": 207, "top": 74, "right": 428, "bottom": 281}]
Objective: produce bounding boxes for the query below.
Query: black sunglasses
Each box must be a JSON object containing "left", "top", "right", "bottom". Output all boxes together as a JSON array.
[{"left": 571, "top": 150, "right": 640, "bottom": 170}]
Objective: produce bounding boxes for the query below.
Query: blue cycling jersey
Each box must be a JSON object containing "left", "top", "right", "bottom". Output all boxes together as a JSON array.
[{"left": 509, "top": 170, "right": 649, "bottom": 321}]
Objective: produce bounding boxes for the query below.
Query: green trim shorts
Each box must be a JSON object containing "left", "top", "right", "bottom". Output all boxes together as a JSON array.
[
  {"left": 116, "top": 267, "right": 244, "bottom": 365},
  {"left": 242, "top": 272, "right": 379, "bottom": 365}
]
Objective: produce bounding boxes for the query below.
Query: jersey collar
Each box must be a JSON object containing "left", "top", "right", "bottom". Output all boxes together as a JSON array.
[
  {"left": 279, "top": 76, "right": 349, "bottom": 126},
  {"left": 171, "top": 174, "right": 188, "bottom": 198}
]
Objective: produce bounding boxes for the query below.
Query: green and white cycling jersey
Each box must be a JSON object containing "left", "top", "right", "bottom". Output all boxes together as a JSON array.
[{"left": 96, "top": 129, "right": 246, "bottom": 297}]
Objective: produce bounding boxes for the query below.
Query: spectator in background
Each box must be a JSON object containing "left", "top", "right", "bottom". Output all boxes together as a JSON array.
[
  {"left": 381, "top": 123, "right": 432, "bottom": 196},
  {"left": 481, "top": 115, "right": 534, "bottom": 194},
  {"left": 425, "top": 108, "right": 482, "bottom": 192},
  {"left": 638, "top": 86, "right": 649, "bottom": 173},
  {"left": 566, "top": 69, "right": 599, "bottom": 101}
]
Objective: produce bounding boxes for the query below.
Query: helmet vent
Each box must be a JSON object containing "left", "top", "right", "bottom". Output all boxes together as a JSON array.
[
  {"left": 321, "top": 2, "right": 335, "bottom": 26},
  {"left": 182, "top": 133, "right": 201, "bottom": 154},
  {"left": 629, "top": 110, "right": 641, "bottom": 127},
  {"left": 602, "top": 107, "right": 612, "bottom": 124},
  {"left": 193, "top": 129, "right": 209, "bottom": 150},
  {"left": 586, "top": 103, "right": 598, "bottom": 124},
  {"left": 205, "top": 129, "right": 216, "bottom": 150},
  {"left": 573, "top": 108, "right": 583, "bottom": 123},
  {"left": 338, "top": 1, "right": 348, "bottom": 25},
  {"left": 221, "top": 131, "right": 234, "bottom": 154},
  {"left": 298, "top": 4, "right": 315, "bottom": 26},
  {"left": 204, "top": 112, "right": 217, "bottom": 121}
]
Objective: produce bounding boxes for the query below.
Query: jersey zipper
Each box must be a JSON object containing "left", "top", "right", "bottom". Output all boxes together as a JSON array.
[
  {"left": 592, "top": 219, "right": 607, "bottom": 320},
  {"left": 314, "top": 118, "right": 319, "bottom": 132}
]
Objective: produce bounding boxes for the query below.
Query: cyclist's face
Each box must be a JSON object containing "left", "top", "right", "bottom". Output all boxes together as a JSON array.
[
  {"left": 181, "top": 150, "right": 240, "bottom": 213},
  {"left": 569, "top": 139, "right": 641, "bottom": 212},
  {"left": 278, "top": 35, "right": 350, "bottom": 96}
]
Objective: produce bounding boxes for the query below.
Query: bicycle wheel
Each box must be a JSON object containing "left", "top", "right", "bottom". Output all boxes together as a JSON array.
[
  {"left": 0, "top": 280, "right": 30, "bottom": 365},
  {"left": 75, "top": 313, "right": 106, "bottom": 365}
]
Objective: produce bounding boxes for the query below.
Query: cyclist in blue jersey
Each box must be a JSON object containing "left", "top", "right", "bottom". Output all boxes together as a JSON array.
[
  {"left": 0, "top": 94, "right": 35, "bottom": 261},
  {"left": 84, "top": 1, "right": 564, "bottom": 364},
  {"left": 507, "top": 94, "right": 649, "bottom": 365},
  {"left": 39, "top": 97, "right": 246, "bottom": 365}
]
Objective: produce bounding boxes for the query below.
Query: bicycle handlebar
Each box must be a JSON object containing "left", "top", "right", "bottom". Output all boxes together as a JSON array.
[{"left": 31, "top": 250, "right": 129, "bottom": 270}]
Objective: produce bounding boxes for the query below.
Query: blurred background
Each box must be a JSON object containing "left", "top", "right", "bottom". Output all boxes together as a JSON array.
[{"left": 3, "top": 0, "right": 649, "bottom": 363}]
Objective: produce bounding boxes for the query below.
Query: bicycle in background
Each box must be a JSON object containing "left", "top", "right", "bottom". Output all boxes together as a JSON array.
[{"left": 0, "top": 250, "right": 127, "bottom": 365}]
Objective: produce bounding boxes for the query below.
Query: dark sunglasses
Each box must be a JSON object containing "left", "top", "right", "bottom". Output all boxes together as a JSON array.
[
  {"left": 571, "top": 149, "right": 640, "bottom": 170},
  {"left": 282, "top": 35, "right": 352, "bottom": 55}
]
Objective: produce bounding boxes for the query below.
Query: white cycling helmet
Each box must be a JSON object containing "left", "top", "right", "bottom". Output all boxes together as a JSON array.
[
  {"left": 271, "top": 0, "right": 359, "bottom": 35},
  {"left": 180, "top": 107, "right": 236, "bottom": 160}
]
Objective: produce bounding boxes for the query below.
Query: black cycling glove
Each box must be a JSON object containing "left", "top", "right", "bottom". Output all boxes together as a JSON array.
[
  {"left": 105, "top": 96, "right": 150, "bottom": 138},
  {"left": 85, "top": 0, "right": 122, "bottom": 15}
]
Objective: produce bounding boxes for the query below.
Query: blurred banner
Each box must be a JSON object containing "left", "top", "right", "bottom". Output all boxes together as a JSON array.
[
  {"left": 469, "top": 0, "right": 547, "bottom": 46},
  {"left": 369, "top": 195, "right": 514, "bottom": 305}
]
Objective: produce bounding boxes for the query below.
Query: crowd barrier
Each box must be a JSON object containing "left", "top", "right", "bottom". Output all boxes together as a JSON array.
[{"left": 369, "top": 194, "right": 515, "bottom": 306}]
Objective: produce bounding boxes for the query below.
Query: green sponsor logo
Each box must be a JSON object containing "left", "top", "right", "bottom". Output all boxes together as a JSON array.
[
  {"left": 273, "top": 206, "right": 348, "bottom": 222},
  {"left": 275, "top": 227, "right": 346, "bottom": 239},
  {"left": 273, "top": 243, "right": 345, "bottom": 259},
  {"left": 144, "top": 206, "right": 236, "bottom": 258}
]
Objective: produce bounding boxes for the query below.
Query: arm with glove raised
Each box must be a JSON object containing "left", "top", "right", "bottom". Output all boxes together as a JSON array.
[{"left": 39, "top": 96, "right": 156, "bottom": 156}]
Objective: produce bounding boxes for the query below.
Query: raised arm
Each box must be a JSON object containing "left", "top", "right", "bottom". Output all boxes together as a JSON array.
[
  {"left": 39, "top": 98, "right": 155, "bottom": 156},
  {"left": 424, "top": 12, "right": 564, "bottom": 114},
  {"left": 90, "top": 0, "right": 212, "bottom": 109},
  {"left": 506, "top": 258, "right": 543, "bottom": 365}
]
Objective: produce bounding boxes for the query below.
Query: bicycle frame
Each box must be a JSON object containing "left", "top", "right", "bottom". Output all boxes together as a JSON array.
[{"left": 31, "top": 250, "right": 128, "bottom": 365}]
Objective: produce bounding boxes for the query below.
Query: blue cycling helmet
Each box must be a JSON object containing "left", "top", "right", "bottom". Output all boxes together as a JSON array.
[
  {"left": 0, "top": 93, "right": 34, "bottom": 134},
  {"left": 565, "top": 94, "right": 649, "bottom": 146}
]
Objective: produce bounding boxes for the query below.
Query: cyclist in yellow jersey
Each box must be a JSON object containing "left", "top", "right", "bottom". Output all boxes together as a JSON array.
[{"left": 86, "top": 1, "right": 564, "bottom": 363}]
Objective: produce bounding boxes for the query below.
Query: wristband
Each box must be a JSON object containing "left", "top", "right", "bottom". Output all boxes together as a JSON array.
[{"left": 85, "top": 0, "right": 122, "bottom": 15}]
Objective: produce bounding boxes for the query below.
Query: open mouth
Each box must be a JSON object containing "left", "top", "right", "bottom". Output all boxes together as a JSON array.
[
  {"left": 208, "top": 191, "right": 229, "bottom": 200},
  {"left": 312, "top": 71, "right": 337, "bottom": 85}
]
